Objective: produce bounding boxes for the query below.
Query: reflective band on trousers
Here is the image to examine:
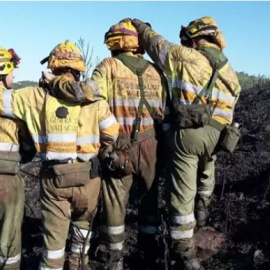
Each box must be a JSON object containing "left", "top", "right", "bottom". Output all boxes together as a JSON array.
[
  {"left": 100, "top": 225, "right": 125, "bottom": 235},
  {"left": 2, "top": 90, "right": 14, "bottom": 118},
  {"left": 197, "top": 189, "right": 213, "bottom": 196},
  {"left": 71, "top": 243, "right": 89, "bottom": 254},
  {"left": 138, "top": 225, "right": 158, "bottom": 234},
  {"left": 170, "top": 228, "right": 194, "bottom": 240},
  {"left": 99, "top": 115, "right": 118, "bottom": 131},
  {"left": 43, "top": 247, "right": 65, "bottom": 260},
  {"left": 0, "top": 142, "right": 19, "bottom": 152},
  {"left": 39, "top": 264, "right": 63, "bottom": 270},
  {"left": 171, "top": 213, "right": 195, "bottom": 225},
  {"left": 108, "top": 241, "right": 124, "bottom": 251},
  {"left": 0, "top": 253, "right": 21, "bottom": 264},
  {"left": 72, "top": 227, "right": 93, "bottom": 239}
]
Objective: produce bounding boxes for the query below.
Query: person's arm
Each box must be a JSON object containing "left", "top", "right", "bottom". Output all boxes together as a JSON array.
[
  {"left": 45, "top": 59, "right": 110, "bottom": 104},
  {"left": 47, "top": 74, "right": 98, "bottom": 104},
  {"left": 0, "top": 87, "right": 33, "bottom": 121},
  {"left": 98, "top": 100, "right": 119, "bottom": 147},
  {"left": 132, "top": 19, "right": 176, "bottom": 74}
]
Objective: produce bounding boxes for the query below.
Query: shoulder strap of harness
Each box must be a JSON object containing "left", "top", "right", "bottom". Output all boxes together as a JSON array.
[
  {"left": 193, "top": 47, "right": 228, "bottom": 105},
  {"left": 114, "top": 54, "right": 158, "bottom": 141}
]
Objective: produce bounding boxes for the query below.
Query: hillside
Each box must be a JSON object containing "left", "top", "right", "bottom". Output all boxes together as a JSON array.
[
  {"left": 204, "top": 86, "right": 270, "bottom": 269},
  {"left": 14, "top": 81, "right": 38, "bottom": 89},
  {"left": 237, "top": 72, "right": 270, "bottom": 91},
  {"left": 13, "top": 72, "right": 270, "bottom": 92}
]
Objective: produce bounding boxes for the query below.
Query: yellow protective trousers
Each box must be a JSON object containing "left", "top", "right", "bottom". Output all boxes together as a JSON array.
[
  {"left": 39, "top": 167, "right": 101, "bottom": 270},
  {"left": 168, "top": 125, "right": 220, "bottom": 259},
  {"left": 0, "top": 174, "right": 24, "bottom": 270}
]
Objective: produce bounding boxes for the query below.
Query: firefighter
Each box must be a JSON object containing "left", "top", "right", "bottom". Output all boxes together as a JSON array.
[
  {"left": 45, "top": 20, "right": 168, "bottom": 270},
  {"left": 132, "top": 16, "right": 241, "bottom": 270},
  {"left": 0, "top": 41, "right": 119, "bottom": 270},
  {"left": 0, "top": 47, "right": 34, "bottom": 270}
]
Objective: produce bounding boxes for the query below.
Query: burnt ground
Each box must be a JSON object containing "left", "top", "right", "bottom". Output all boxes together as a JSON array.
[{"left": 19, "top": 87, "right": 270, "bottom": 270}]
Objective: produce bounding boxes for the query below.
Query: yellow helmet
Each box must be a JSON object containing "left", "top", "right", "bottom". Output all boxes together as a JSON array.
[
  {"left": 40, "top": 40, "right": 86, "bottom": 72},
  {"left": 180, "top": 16, "right": 226, "bottom": 49},
  {"left": 0, "top": 47, "right": 21, "bottom": 75},
  {"left": 104, "top": 19, "right": 139, "bottom": 52}
]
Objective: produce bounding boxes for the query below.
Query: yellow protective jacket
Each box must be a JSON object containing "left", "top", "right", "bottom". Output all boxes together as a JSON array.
[
  {"left": 0, "top": 86, "right": 20, "bottom": 153},
  {"left": 0, "top": 86, "right": 22, "bottom": 173},
  {"left": 135, "top": 23, "right": 241, "bottom": 125},
  {"left": 49, "top": 52, "right": 167, "bottom": 137},
  {"left": 0, "top": 85, "right": 34, "bottom": 173},
  {"left": 0, "top": 86, "right": 119, "bottom": 161}
]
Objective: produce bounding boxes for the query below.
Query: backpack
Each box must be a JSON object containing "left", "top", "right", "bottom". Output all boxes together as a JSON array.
[{"left": 174, "top": 46, "right": 228, "bottom": 130}]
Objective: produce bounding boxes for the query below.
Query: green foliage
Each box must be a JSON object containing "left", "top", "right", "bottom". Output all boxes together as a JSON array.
[
  {"left": 237, "top": 72, "right": 270, "bottom": 90},
  {"left": 13, "top": 81, "right": 38, "bottom": 90}
]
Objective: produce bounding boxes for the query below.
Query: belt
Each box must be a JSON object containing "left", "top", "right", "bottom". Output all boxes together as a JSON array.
[
  {"left": 42, "top": 158, "right": 100, "bottom": 179},
  {"left": 42, "top": 158, "right": 78, "bottom": 168}
]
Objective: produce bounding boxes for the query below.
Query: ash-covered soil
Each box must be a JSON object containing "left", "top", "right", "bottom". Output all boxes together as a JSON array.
[{"left": 20, "top": 87, "right": 270, "bottom": 270}]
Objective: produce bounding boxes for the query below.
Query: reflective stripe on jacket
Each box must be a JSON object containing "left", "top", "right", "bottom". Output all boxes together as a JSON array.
[
  {"left": 77, "top": 100, "right": 119, "bottom": 161},
  {"left": 91, "top": 52, "right": 166, "bottom": 136},
  {"left": 0, "top": 86, "right": 21, "bottom": 165},
  {"left": 45, "top": 94, "right": 80, "bottom": 160},
  {"left": 136, "top": 25, "right": 241, "bottom": 125}
]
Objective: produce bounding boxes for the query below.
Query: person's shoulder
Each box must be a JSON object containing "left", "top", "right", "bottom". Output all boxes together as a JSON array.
[
  {"left": 82, "top": 98, "right": 108, "bottom": 108},
  {"left": 99, "top": 56, "right": 118, "bottom": 66}
]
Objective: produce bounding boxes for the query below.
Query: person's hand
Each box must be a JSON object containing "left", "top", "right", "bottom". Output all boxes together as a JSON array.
[
  {"left": 42, "top": 71, "right": 55, "bottom": 82},
  {"left": 132, "top": 19, "right": 151, "bottom": 29}
]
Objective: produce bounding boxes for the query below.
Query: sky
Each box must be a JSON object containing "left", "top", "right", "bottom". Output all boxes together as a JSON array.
[{"left": 1, "top": 1, "right": 270, "bottom": 82}]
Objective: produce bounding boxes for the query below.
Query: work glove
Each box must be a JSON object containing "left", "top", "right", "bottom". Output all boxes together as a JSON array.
[
  {"left": 99, "top": 145, "right": 121, "bottom": 172},
  {"left": 132, "top": 19, "right": 152, "bottom": 29}
]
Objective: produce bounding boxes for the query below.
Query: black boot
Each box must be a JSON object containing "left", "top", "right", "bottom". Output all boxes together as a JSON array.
[
  {"left": 95, "top": 245, "right": 124, "bottom": 270},
  {"left": 137, "top": 234, "right": 159, "bottom": 270},
  {"left": 171, "top": 237, "right": 204, "bottom": 270},
  {"left": 171, "top": 257, "right": 204, "bottom": 270}
]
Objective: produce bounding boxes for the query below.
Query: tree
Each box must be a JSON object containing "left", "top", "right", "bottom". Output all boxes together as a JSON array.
[{"left": 76, "top": 38, "right": 100, "bottom": 80}]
